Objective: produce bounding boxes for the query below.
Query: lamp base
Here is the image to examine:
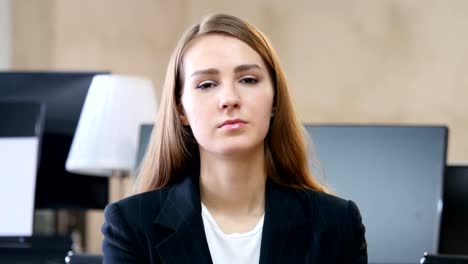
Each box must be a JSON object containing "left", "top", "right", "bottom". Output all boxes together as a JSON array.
[{"left": 109, "top": 170, "right": 133, "bottom": 203}]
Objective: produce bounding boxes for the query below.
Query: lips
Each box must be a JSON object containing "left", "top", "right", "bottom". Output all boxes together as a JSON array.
[{"left": 218, "top": 119, "right": 246, "bottom": 128}]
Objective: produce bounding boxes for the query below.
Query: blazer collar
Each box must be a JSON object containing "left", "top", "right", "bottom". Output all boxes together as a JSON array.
[
  {"left": 153, "top": 162, "right": 213, "bottom": 264},
  {"left": 153, "top": 164, "right": 314, "bottom": 264},
  {"left": 153, "top": 163, "right": 201, "bottom": 232},
  {"left": 259, "top": 180, "right": 315, "bottom": 263}
]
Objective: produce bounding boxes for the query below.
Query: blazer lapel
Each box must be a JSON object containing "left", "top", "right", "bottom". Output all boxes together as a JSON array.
[
  {"left": 152, "top": 166, "right": 317, "bottom": 264},
  {"left": 259, "top": 180, "right": 315, "bottom": 264},
  {"left": 153, "top": 165, "right": 213, "bottom": 264}
]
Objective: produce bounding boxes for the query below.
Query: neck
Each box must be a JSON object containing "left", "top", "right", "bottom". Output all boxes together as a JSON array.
[{"left": 199, "top": 147, "right": 266, "bottom": 218}]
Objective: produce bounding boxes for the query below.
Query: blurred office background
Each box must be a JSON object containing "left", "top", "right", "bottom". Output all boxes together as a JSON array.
[{"left": 1, "top": 0, "right": 468, "bottom": 258}]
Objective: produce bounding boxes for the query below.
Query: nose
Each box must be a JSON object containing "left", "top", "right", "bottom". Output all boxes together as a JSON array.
[{"left": 218, "top": 85, "right": 240, "bottom": 110}]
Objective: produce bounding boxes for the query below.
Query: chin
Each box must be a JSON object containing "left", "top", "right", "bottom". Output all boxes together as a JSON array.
[{"left": 214, "top": 142, "right": 264, "bottom": 157}]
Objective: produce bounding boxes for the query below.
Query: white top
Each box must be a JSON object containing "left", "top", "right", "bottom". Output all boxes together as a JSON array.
[{"left": 201, "top": 203, "right": 264, "bottom": 264}]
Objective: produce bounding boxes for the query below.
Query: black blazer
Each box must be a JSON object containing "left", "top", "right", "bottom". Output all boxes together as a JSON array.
[{"left": 102, "top": 166, "right": 367, "bottom": 264}]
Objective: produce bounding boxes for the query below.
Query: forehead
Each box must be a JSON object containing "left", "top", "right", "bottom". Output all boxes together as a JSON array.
[{"left": 182, "top": 34, "right": 266, "bottom": 74}]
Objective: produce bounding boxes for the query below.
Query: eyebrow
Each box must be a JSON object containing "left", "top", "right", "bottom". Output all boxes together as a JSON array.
[
  {"left": 234, "top": 64, "right": 262, "bottom": 73},
  {"left": 190, "top": 64, "right": 263, "bottom": 77}
]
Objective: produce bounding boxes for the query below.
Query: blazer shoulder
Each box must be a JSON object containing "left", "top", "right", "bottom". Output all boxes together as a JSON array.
[
  {"left": 102, "top": 188, "right": 173, "bottom": 263},
  {"left": 105, "top": 187, "right": 171, "bottom": 227},
  {"left": 299, "top": 189, "right": 367, "bottom": 261},
  {"left": 297, "top": 189, "right": 363, "bottom": 229},
  {"left": 298, "top": 188, "right": 350, "bottom": 214}
]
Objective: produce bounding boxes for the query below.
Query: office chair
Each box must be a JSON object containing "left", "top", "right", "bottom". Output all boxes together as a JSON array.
[
  {"left": 421, "top": 253, "right": 468, "bottom": 264},
  {"left": 65, "top": 251, "right": 103, "bottom": 264}
]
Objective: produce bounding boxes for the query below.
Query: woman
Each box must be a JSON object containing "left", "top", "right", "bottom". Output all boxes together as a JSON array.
[{"left": 102, "top": 13, "right": 367, "bottom": 263}]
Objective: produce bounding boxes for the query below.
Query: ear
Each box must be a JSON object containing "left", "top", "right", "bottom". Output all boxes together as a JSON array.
[
  {"left": 179, "top": 114, "right": 189, "bottom": 126},
  {"left": 177, "top": 104, "right": 190, "bottom": 126}
]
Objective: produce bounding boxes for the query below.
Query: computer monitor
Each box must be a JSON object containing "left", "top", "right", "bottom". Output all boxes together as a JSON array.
[
  {"left": 134, "top": 124, "right": 155, "bottom": 174},
  {"left": 0, "top": 101, "right": 45, "bottom": 243},
  {"left": 0, "top": 72, "right": 109, "bottom": 209},
  {"left": 438, "top": 165, "right": 468, "bottom": 255},
  {"left": 305, "top": 125, "right": 448, "bottom": 264}
]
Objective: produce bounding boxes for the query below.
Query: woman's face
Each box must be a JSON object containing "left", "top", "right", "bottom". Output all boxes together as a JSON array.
[{"left": 180, "top": 34, "right": 274, "bottom": 157}]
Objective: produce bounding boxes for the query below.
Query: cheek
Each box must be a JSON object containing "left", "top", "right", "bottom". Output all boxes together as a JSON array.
[
  {"left": 252, "top": 91, "right": 274, "bottom": 118},
  {"left": 181, "top": 95, "right": 210, "bottom": 133},
  {"left": 180, "top": 89, "right": 196, "bottom": 122}
]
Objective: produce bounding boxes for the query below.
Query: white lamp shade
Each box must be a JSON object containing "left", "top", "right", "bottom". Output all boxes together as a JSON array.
[{"left": 66, "top": 74, "right": 158, "bottom": 176}]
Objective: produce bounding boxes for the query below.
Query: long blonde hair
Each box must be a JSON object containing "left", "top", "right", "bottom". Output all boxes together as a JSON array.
[{"left": 136, "top": 14, "right": 328, "bottom": 194}]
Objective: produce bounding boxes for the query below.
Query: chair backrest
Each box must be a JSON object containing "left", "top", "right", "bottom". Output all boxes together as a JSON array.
[
  {"left": 439, "top": 165, "right": 468, "bottom": 254},
  {"left": 65, "top": 251, "right": 103, "bottom": 264},
  {"left": 421, "top": 253, "right": 468, "bottom": 264},
  {"left": 0, "top": 100, "right": 45, "bottom": 242}
]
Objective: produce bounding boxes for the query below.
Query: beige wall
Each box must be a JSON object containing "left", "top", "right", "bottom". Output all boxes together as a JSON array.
[
  {"left": 11, "top": 0, "right": 54, "bottom": 68},
  {"left": 0, "top": 0, "right": 11, "bottom": 69},
  {"left": 11, "top": 0, "right": 468, "bottom": 253}
]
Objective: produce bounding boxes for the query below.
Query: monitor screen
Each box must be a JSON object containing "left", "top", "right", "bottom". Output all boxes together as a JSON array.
[
  {"left": 438, "top": 165, "right": 468, "bottom": 255},
  {"left": 0, "top": 138, "right": 39, "bottom": 237},
  {"left": 0, "top": 101, "right": 44, "bottom": 239},
  {"left": 0, "top": 72, "right": 109, "bottom": 209},
  {"left": 305, "top": 125, "right": 448, "bottom": 264},
  {"left": 134, "top": 124, "right": 154, "bottom": 175}
]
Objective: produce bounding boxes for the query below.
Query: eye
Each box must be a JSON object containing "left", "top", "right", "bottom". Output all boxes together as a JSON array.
[
  {"left": 239, "top": 76, "right": 258, "bottom": 85},
  {"left": 196, "top": 81, "right": 217, "bottom": 89}
]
